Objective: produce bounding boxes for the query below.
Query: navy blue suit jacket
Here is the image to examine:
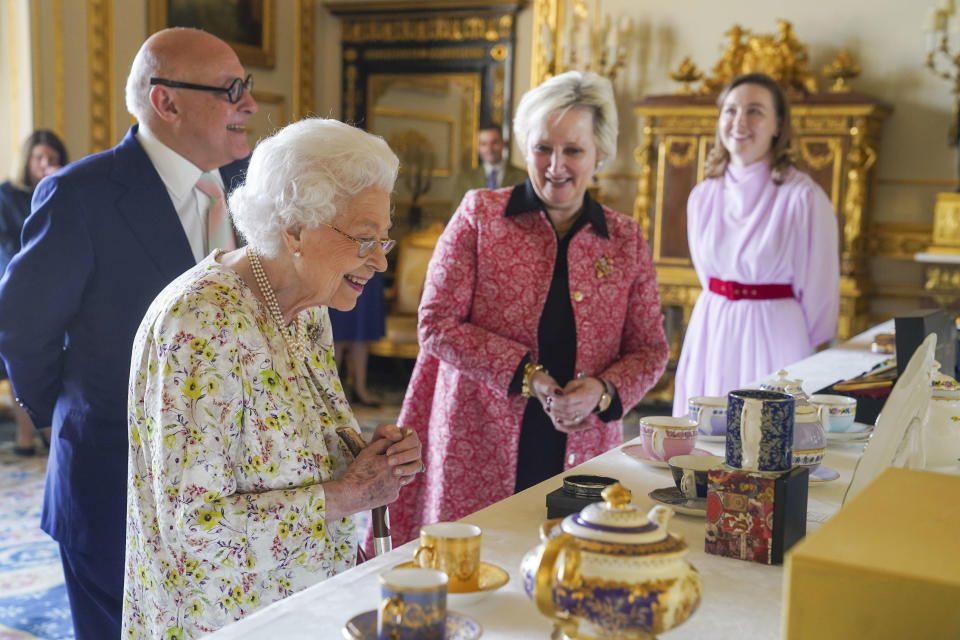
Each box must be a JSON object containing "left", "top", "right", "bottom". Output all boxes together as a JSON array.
[{"left": 0, "top": 125, "right": 247, "bottom": 554}]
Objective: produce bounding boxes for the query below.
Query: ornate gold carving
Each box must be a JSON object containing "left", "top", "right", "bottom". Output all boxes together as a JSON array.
[
  {"left": 531, "top": 0, "right": 630, "bottom": 86},
  {"left": 363, "top": 47, "right": 487, "bottom": 61},
  {"left": 87, "top": 0, "right": 114, "bottom": 153},
  {"left": 490, "top": 43, "right": 507, "bottom": 61},
  {"left": 795, "top": 116, "right": 848, "bottom": 132},
  {"left": 797, "top": 138, "right": 839, "bottom": 170},
  {"left": 700, "top": 20, "right": 818, "bottom": 94},
  {"left": 293, "top": 0, "right": 314, "bottom": 119},
  {"left": 632, "top": 125, "right": 653, "bottom": 239},
  {"left": 930, "top": 192, "right": 960, "bottom": 253},
  {"left": 341, "top": 15, "right": 512, "bottom": 43},
  {"left": 30, "top": 0, "right": 41, "bottom": 127},
  {"left": 664, "top": 136, "right": 698, "bottom": 168},
  {"left": 668, "top": 57, "right": 704, "bottom": 94},
  {"left": 53, "top": 0, "right": 65, "bottom": 136},
  {"left": 531, "top": 0, "right": 562, "bottom": 86},
  {"left": 344, "top": 48, "right": 358, "bottom": 62},
  {"left": 7, "top": 0, "right": 20, "bottom": 158},
  {"left": 867, "top": 223, "right": 931, "bottom": 259},
  {"left": 823, "top": 49, "right": 861, "bottom": 93},
  {"left": 345, "top": 64, "right": 358, "bottom": 123},
  {"left": 492, "top": 64, "right": 505, "bottom": 126},
  {"left": 922, "top": 265, "right": 960, "bottom": 309},
  {"left": 842, "top": 122, "right": 877, "bottom": 272}
]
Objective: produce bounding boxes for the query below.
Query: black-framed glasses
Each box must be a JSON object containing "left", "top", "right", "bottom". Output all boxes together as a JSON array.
[
  {"left": 149, "top": 74, "right": 253, "bottom": 104},
  {"left": 322, "top": 223, "right": 396, "bottom": 257}
]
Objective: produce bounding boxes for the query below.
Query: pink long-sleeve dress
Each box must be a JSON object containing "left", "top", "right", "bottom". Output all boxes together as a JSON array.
[{"left": 672, "top": 161, "right": 839, "bottom": 416}]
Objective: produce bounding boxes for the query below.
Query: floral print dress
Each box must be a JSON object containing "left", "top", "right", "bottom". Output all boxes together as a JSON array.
[{"left": 123, "top": 253, "right": 359, "bottom": 639}]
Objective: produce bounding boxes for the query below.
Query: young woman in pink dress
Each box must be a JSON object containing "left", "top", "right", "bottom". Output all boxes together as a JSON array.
[
  {"left": 380, "top": 71, "right": 669, "bottom": 549},
  {"left": 672, "top": 73, "right": 840, "bottom": 417}
]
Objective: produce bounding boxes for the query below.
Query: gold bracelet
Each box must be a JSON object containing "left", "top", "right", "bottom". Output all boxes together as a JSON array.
[{"left": 521, "top": 362, "right": 545, "bottom": 398}]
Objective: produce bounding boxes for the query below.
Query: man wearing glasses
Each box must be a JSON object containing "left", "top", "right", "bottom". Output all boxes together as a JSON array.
[{"left": 0, "top": 28, "right": 256, "bottom": 639}]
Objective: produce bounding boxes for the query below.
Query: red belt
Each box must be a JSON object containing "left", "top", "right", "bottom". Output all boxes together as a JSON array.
[{"left": 708, "top": 278, "right": 794, "bottom": 301}]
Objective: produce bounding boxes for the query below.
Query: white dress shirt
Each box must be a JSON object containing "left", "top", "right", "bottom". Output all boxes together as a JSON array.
[
  {"left": 136, "top": 126, "right": 224, "bottom": 262},
  {"left": 482, "top": 159, "right": 508, "bottom": 188}
]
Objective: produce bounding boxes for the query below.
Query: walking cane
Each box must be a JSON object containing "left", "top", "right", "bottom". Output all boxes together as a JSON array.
[{"left": 336, "top": 426, "right": 399, "bottom": 556}]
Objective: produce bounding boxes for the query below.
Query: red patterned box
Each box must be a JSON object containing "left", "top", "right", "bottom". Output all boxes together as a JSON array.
[{"left": 705, "top": 467, "right": 808, "bottom": 565}]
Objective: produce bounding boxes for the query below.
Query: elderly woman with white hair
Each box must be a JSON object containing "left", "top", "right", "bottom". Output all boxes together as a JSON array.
[
  {"left": 123, "top": 118, "right": 422, "bottom": 639},
  {"left": 382, "top": 70, "right": 669, "bottom": 549}
]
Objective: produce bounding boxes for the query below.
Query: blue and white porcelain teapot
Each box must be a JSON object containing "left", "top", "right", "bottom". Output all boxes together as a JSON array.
[{"left": 519, "top": 483, "right": 702, "bottom": 639}]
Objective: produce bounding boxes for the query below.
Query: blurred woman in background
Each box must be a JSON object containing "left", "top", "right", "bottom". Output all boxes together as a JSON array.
[{"left": 0, "top": 129, "right": 67, "bottom": 455}]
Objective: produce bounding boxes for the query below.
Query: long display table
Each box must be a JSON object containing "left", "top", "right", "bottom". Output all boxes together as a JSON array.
[{"left": 207, "top": 323, "right": 891, "bottom": 639}]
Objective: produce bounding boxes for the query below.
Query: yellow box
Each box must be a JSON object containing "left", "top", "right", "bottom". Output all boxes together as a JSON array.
[{"left": 783, "top": 467, "right": 960, "bottom": 640}]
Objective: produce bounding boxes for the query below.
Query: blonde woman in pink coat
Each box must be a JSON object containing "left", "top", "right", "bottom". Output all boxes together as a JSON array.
[{"left": 380, "top": 71, "right": 669, "bottom": 549}]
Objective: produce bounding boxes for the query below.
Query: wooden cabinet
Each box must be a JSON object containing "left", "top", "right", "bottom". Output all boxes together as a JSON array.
[{"left": 633, "top": 93, "right": 891, "bottom": 345}]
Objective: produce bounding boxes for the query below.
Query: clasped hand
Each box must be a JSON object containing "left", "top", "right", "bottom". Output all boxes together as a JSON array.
[
  {"left": 529, "top": 371, "right": 604, "bottom": 434},
  {"left": 336, "top": 424, "right": 423, "bottom": 514}
]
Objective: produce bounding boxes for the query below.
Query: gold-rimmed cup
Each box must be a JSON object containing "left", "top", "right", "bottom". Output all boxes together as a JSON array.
[
  {"left": 378, "top": 568, "right": 447, "bottom": 640},
  {"left": 414, "top": 522, "right": 482, "bottom": 593}
]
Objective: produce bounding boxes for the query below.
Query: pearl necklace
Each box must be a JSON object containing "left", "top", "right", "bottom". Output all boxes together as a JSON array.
[{"left": 246, "top": 246, "right": 307, "bottom": 362}]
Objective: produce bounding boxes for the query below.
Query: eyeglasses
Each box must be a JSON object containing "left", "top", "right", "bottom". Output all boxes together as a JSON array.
[
  {"left": 322, "top": 223, "right": 396, "bottom": 257},
  {"left": 149, "top": 74, "right": 253, "bottom": 104}
]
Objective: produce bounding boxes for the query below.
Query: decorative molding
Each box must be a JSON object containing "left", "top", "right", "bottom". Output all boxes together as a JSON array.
[
  {"left": 53, "top": 0, "right": 64, "bottom": 137},
  {"left": 363, "top": 47, "right": 487, "bottom": 61},
  {"left": 293, "top": 0, "right": 314, "bottom": 119},
  {"left": 531, "top": 0, "right": 562, "bottom": 87},
  {"left": 6, "top": 0, "right": 20, "bottom": 158},
  {"left": 30, "top": 0, "right": 41, "bottom": 128},
  {"left": 340, "top": 14, "right": 513, "bottom": 44},
  {"left": 868, "top": 223, "right": 931, "bottom": 259},
  {"left": 87, "top": 0, "right": 114, "bottom": 153}
]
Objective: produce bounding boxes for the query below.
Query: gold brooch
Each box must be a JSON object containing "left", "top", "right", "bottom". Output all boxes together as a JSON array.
[
  {"left": 594, "top": 255, "right": 614, "bottom": 279},
  {"left": 306, "top": 323, "right": 324, "bottom": 345}
]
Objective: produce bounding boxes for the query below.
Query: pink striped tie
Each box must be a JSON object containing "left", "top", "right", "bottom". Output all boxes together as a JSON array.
[{"left": 196, "top": 176, "right": 236, "bottom": 251}]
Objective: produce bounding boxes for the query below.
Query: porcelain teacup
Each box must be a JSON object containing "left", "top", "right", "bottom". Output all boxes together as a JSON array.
[
  {"left": 668, "top": 454, "right": 724, "bottom": 498},
  {"left": 639, "top": 417, "right": 698, "bottom": 461},
  {"left": 414, "top": 522, "right": 482, "bottom": 593},
  {"left": 810, "top": 394, "right": 857, "bottom": 432},
  {"left": 687, "top": 396, "right": 727, "bottom": 436},
  {"left": 378, "top": 568, "right": 447, "bottom": 640}
]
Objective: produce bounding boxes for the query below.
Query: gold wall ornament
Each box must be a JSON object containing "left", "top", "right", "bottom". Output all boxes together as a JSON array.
[
  {"left": 842, "top": 122, "right": 877, "bottom": 272},
  {"left": 822, "top": 49, "right": 861, "bottom": 93},
  {"left": 87, "top": 0, "right": 114, "bottom": 153},
  {"left": 929, "top": 192, "right": 960, "bottom": 253},
  {"left": 668, "top": 57, "right": 704, "bottom": 94},
  {"left": 293, "top": 0, "right": 314, "bottom": 120},
  {"left": 632, "top": 126, "right": 653, "bottom": 240},
  {"left": 531, "top": 0, "right": 632, "bottom": 86},
  {"left": 699, "top": 20, "right": 818, "bottom": 95}
]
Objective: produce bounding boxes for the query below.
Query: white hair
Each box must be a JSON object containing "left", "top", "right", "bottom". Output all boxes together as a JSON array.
[
  {"left": 229, "top": 118, "right": 400, "bottom": 257},
  {"left": 125, "top": 41, "right": 161, "bottom": 122},
  {"left": 513, "top": 70, "right": 618, "bottom": 168}
]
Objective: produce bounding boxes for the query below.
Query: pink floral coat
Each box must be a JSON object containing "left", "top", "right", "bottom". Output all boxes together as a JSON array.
[{"left": 386, "top": 187, "right": 668, "bottom": 547}]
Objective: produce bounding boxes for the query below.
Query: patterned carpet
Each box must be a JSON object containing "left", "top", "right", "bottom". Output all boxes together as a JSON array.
[{"left": 0, "top": 445, "right": 72, "bottom": 640}]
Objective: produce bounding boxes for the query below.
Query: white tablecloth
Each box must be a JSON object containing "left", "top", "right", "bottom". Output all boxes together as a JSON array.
[{"left": 206, "top": 323, "right": 891, "bottom": 639}]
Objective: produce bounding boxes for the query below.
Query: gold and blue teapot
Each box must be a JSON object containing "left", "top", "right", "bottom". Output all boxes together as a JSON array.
[{"left": 520, "top": 483, "right": 702, "bottom": 639}]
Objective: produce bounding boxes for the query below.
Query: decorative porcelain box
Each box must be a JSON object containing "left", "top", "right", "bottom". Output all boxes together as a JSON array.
[
  {"left": 784, "top": 467, "right": 960, "bottom": 639},
  {"left": 705, "top": 466, "right": 808, "bottom": 565}
]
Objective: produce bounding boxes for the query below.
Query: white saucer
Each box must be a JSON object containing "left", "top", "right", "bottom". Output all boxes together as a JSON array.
[
  {"left": 697, "top": 433, "right": 726, "bottom": 443},
  {"left": 825, "top": 421, "right": 873, "bottom": 444},
  {"left": 393, "top": 561, "right": 509, "bottom": 606},
  {"left": 343, "top": 610, "right": 481, "bottom": 640},
  {"left": 808, "top": 465, "right": 840, "bottom": 483},
  {"left": 648, "top": 486, "right": 707, "bottom": 517},
  {"left": 621, "top": 444, "right": 715, "bottom": 468}
]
